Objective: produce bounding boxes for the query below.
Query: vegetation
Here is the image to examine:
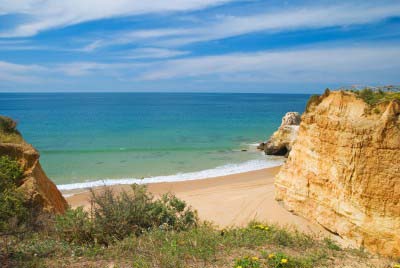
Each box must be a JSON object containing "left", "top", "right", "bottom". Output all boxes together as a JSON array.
[
  {"left": 352, "top": 87, "right": 400, "bottom": 105},
  {"left": 1, "top": 185, "right": 395, "bottom": 268},
  {"left": 305, "top": 94, "right": 321, "bottom": 112},
  {"left": 55, "top": 185, "right": 198, "bottom": 246},
  {"left": 305, "top": 88, "right": 330, "bottom": 112},
  {"left": 0, "top": 156, "right": 26, "bottom": 233},
  {"left": 305, "top": 86, "right": 400, "bottom": 112},
  {"left": 0, "top": 116, "right": 24, "bottom": 143},
  {"left": 343, "top": 85, "right": 400, "bottom": 105}
]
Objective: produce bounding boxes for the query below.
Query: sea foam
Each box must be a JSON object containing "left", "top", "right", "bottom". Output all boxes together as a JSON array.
[{"left": 57, "top": 157, "right": 284, "bottom": 191}]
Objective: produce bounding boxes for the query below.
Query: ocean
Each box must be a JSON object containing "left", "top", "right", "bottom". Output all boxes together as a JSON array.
[{"left": 0, "top": 93, "right": 309, "bottom": 189}]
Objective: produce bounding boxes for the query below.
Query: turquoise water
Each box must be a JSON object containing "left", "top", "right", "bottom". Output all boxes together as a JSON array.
[{"left": 0, "top": 93, "right": 309, "bottom": 188}]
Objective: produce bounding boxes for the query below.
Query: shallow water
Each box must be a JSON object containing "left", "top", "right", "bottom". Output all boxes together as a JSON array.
[{"left": 0, "top": 93, "right": 309, "bottom": 188}]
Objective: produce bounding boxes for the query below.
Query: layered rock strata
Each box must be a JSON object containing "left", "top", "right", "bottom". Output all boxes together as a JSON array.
[{"left": 275, "top": 91, "right": 400, "bottom": 257}]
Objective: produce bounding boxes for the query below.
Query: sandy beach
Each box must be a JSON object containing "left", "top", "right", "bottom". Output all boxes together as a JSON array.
[{"left": 65, "top": 166, "right": 327, "bottom": 236}]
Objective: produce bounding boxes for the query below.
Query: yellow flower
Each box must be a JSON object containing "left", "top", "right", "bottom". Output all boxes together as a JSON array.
[
  {"left": 252, "top": 256, "right": 259, "bottom": 261},
  {"left": 236, "top": 266, "right": 242, "bottom": 268},
  {"left": 281, "top": 258, "right": 288, "bottom": 264},
  {"left": 268, "top": 253, "right": 275, "bottom": 259},
  {"left": 393, "top": 264, "right": 400, "bottom": 268},
  {"left": 263, "top": 226, "right": 269, "bottom": 230}
]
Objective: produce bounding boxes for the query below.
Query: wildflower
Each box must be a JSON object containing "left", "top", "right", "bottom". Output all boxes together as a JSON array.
[
  {"left": 394, "top": 264, "right": 400, "bottom": 268},
  {"left": 236, "top": 266, "right": 242, "bottom": 268},
  {"left": 281, "top": 258, "right": 288, "bottom": 264},
  {"left": 252, "top": 256, "right": 259, "bottom": 261},
  {"left": 268, "top": 253, "right": 275, "bottom": 259}
]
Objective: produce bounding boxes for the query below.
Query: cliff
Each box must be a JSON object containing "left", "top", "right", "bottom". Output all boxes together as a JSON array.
[
  {"left": 259, "top": 112, "right": 300, "bottom": 156},
  {"left": 0, "top": 116, "right": 67, "bottom": 214},
  {"left": 275, "top": 90, "right": 400, "bottom": 257}
]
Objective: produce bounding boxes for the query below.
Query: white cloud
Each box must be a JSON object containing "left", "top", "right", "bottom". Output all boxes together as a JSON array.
[
  {"left": 137, "top": 45, "right": 400, "bottom": 84},
  {"left": 87, "top": 2, "right": 400, "bottom": 49},
  {"left": 0, "top": 61, "right": 46, "bottom": 82},
  {"left": 0, "top": 0, "right": 234, "bottom": 37},
  {"left": 2, "top": 44, "right": 400, "bottom": 86},
  {"left": 118, "top": 47, "right": 189, "bottom": 59}
]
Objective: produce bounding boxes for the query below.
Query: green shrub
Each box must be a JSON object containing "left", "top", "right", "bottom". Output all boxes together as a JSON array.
[
  {"left": 0, "top": 116, "right": 23, "bottom": 143},
  {"left": 354, "top": 87, "right": 400, "bottom": 105},
  {"left": 0, "top": 156, "right": 27, "bottom": 233},
  {"left": 305, "top": 94, "right": 321, "bottom": 112},
  {"left": 0, "top": 155, "right": 24, "bottom": 188},
  {"left": 56, "top": 184, "right": 198, "bottom": 245},
  {"left": 0, "top": 116, "right": 17, "bottom": 133},
  {"left": 55, "top": 207, "right": 95, "bottom": 245}
]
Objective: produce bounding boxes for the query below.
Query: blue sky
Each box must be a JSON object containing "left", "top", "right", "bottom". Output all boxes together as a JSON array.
[{"left": 0, "top": 0, "right": 399, "bottom": 93}]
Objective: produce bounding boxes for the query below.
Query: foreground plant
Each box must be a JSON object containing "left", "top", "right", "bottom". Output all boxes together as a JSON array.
[
  {"left": 56, "top": 184, "right": 198, "bottom": 245},
  {"left": 234, "top": 256, "right": 261, "bottom": 268}
]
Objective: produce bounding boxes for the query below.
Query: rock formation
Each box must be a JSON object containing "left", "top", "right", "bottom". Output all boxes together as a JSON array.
[
  {"left": 259, "top": 112, "right": 301, "bottom": 156},
  {"left": 275, "top": 91, "right": 400, "bottom": 257},
  {"left": 0, "top": 116, "right": 67, "bottom": 214}
]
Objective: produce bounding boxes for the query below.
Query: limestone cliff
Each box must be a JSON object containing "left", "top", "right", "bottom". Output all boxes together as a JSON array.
[
  {"left": 275, "top": 91, "right": 400, "bottom": 257},
  {"left": 259, "top": 112, "right": 300, "bottom": 156},
  {"left": 0, "top": 116, "right": 67, "bottom": 214}
]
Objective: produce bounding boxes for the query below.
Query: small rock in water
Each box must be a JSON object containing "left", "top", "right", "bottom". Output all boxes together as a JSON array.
[{"left": 257, "top": 142, "right": 265, "bottom": 150}]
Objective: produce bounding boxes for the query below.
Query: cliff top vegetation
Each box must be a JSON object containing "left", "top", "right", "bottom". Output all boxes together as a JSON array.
[
  {"left": 0, "top": 116, "right": 24, "bottom": 144},
  {"left": 306, "top": 86, "right": 400, "bottom": 113},
  {"left": 347, "top": 86, "right": 400, "bottom": 105}
]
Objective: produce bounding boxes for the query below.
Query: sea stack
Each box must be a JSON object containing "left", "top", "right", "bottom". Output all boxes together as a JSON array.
[
  {"left": 0, "top": 116, "right": 67, "bottom": 214},
  {"left": 275, "top": 90, "right": 400, "bottom": 257},
  {"left": 259, "top": 112, "right": 301, "bottom": 156}
]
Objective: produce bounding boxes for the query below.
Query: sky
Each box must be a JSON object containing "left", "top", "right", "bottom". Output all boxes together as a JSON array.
[{"left": 0, "top": 0, "right": 399, "bottom": 93}]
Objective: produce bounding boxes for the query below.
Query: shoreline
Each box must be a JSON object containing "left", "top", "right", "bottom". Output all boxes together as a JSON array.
[
  {"left": 65, "top": 166, "right": 328, "bottom": 236},
  {"left": 57, "top": 156, "right": 285, "bottom": 191}
]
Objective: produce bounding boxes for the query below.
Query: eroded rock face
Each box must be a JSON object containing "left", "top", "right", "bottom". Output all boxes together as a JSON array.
[
  {"left": 0, "top": 140, "right": 67, "bottom": 214},
  {"left": 275, "top": 91, "right": 400, "bottom": 257},
  {"left": 261, "top": 112, "right": 301, "bottom": 156}
]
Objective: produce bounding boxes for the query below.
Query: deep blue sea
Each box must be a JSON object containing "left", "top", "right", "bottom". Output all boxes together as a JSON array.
[{"left": 0, "top": 93, "right": 309, "bottom": 189}]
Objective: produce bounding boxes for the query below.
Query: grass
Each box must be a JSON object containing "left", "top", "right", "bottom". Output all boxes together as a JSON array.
[
  {"left": 0, "top": 115, "right": 24, "bottom": 144},
  {"left": 2, "top": 217, "right": 394, "bottom": 268},
  {"left": 0, "top": 176, "right": 394, "bottom": 268},
  {"left": 2, "top": 223, "right": 327, "bottom": 268}
]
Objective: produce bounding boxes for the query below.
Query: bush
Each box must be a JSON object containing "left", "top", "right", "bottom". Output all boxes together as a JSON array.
[
  {"left": 55, "top": 207, "right": 95, "bottom": 245},
  {"left": 354, "top": 87, "right": 400, "bottom": 105},
  {"left": 305, "top": 94, "right": 321, "bottom": 112},
  {"left": 0, "top": 156, "right": 27, "bottom": 233},
  {"left": 0, "top": 155, "right": 24, "bottom": 189},
  {"left": 56, "top": 184, "right": 198, "bottom": 245},
  {"left": 0, "top": 116, "right": 23, "bottom": 143},
  {"left": 0, "top": 116, "right": 17, "bottom": 133}
]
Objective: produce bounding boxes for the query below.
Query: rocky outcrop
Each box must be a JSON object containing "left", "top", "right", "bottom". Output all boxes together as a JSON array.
[
  {"left": 259, "top": 112, "right": 300, "bottom": 156},
  {"left": 275, "top": 91, "right": 400, "bottom": 257},
  {"left": 0, "top": 117, "right": 67, "bottom": 214}
]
